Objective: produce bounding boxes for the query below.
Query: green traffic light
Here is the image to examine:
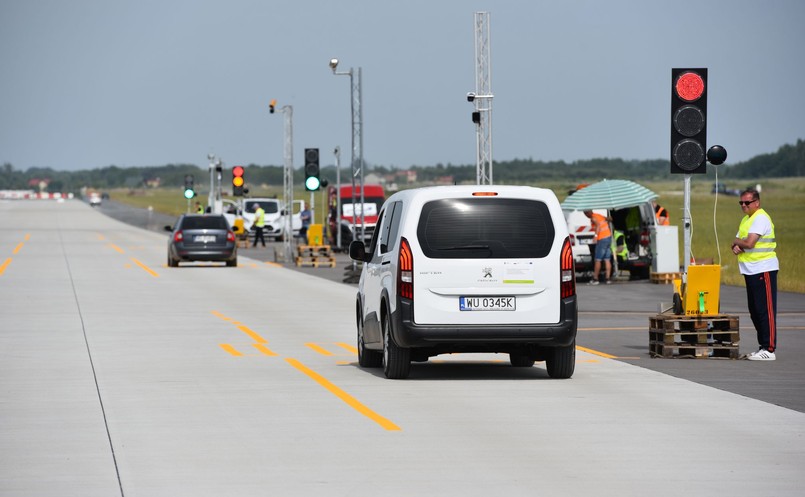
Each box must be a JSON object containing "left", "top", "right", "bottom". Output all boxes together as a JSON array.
[
  {"left": 305, "top": 176, "right": 321, "bottom": 191},
  {"left": 184, "top": 189, "right": 195, "bottom": 199}
]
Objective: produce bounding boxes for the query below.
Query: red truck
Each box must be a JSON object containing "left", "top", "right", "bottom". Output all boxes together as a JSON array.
[{"left": 327, "top": 184, "right": 385, "bottom": 248}]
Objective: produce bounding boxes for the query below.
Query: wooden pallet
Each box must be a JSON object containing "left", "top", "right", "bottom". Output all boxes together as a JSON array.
[
  {"left": 650, "top": 271, "right": 681, "bottom": 284},
  {"left": 295, "top": 256, "right": 336, "bottom": 268},
  {"left": 297, "top": 245, "right": 332, "bottom": 257},
  {"left": 649, "top": 313, "right": 740, "bottom": 359}
]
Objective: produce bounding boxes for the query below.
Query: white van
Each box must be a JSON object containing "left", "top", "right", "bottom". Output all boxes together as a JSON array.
[{"left": 349, "top": 185, "right": 578, "bottom": 379}]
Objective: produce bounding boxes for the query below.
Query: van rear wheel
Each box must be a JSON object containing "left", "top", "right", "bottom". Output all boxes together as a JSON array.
[
  {"left": 546, "top": 342, "right": 575, "bottom": 379},
  {"left": 382, "top": 311, "right": 410, "bottom": 379}
]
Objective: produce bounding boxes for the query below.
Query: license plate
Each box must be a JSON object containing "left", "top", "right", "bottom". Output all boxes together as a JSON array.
[
  {"left": 194, "top": 235, "right": 216, "bottom": 243},
  {"left": 580, "top": 238, "right": 594, "bottom": 245},
  {"left": 459, "top": 296, "right": 515, "bottom": 311}
]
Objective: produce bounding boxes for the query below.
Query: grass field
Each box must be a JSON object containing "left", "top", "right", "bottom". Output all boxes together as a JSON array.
[{"left": 108, "top": 177, "right": 804, "bottom": 293}]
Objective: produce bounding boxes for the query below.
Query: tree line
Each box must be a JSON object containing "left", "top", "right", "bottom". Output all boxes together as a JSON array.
[{"left": 2, "top": 139, "right": 802, "bottom": 192}]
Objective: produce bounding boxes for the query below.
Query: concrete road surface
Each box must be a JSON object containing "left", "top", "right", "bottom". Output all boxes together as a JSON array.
[{"left": 2, "top": 198, "right": 804, "bottom": 497}]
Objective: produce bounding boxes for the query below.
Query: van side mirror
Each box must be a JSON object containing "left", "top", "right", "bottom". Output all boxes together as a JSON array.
[
  {"left": 349, "top": 240, "right": 367, "bottom": 261},
  {"left": 164, "top": 225, "right": 173, "bottom": 232}
]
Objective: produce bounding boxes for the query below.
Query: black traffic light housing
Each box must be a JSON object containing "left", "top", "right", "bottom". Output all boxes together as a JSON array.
[
  {"left": 232, "top": 166, "right": 245, "bottom": 196},
  {"left": 304, "top": 148, "right": 320, "bottom": 191},
  {"left": 671, "top": 68, "right": 708, "bottom": 174},
  {"left": 183, "top": 175, "right": 195, "bottom": 199}
]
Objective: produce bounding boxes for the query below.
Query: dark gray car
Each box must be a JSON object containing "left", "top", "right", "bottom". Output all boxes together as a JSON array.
[{"left": 165, "top": 214, "right": 237, "bottom": 267}]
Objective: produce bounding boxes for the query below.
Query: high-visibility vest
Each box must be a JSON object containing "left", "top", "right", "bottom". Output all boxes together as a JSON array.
[
  {"left": 655, "top": 206, "right": 670, "bottom": 226},
  {"left": 737, "top": 208, "right": 776, "bottom": 264},
  {"left": 591, "top": 213, "right": 611, "bottom": 240},
  {"left": 255, "top": 207, "right": 266, "bottom": 227}
]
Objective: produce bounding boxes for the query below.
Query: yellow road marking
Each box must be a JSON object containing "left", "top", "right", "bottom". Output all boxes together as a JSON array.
[
  {"left": 264, "top": 261, "right": 283, "bottom": 268},
  {"left": 336, "top": 342, "right": 358, "bottom": 354},
  {"left": 97, "top": 234, "right": 106, "bottom": 241},
  {"left": 220, "top": 344, "right": 243, "bottom": 356},
  {"left": 253, "top": 344, "right": 279, "bottom": 356},
  {"left": 211, "top": 310, "right": 232, "bottom": 321},
  {"left": 24, "top": 234, "right": 31, "bottom": 241},
  {"left": 13, "top": 242, "right": 24, "bottom": 254},
  {"left": 576, "top": 345, "right": 617, "bottom": 359},
  {"left": 109, "top": 243, "right": 125, "bottom": 254},
  {"left": 306, "top": 343, "right": 334, "bottom": 356},
  {"left": 130, "top": 257, "right": 159, "bottom": 277},
  {"left": 237, "top": 325, "right": 267, "bottom": 344},
  {"left": 286, "top": 358, "right": 401, "bottom": 431},
  {"left": 0, "top": 258, "right": 11, "bottom": 276}
]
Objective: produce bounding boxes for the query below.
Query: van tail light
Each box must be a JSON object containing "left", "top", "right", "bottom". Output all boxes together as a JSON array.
[
  {"left": 640, "top": 229, "right": 650, "bottom": 246},
  {"left": 174, "top": 231, "right": 184, "bottom": 242},
  {"left": 560, "top": 237, "right": 576, "bottom": 298},
  {"left": 399, "top": 237, "right": 414, "bottom": 300},
  {"left": 226, "top": 230, "right": 235, "bottom": 242}
]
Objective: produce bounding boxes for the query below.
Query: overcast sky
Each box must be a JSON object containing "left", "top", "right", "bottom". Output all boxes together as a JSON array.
[{"left": 2, "top": 0, "right": 803, "bottom": 172}]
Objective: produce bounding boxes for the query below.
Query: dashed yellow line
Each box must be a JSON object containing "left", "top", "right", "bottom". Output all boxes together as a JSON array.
[
  {"left": 0, "top": 258, "right": 11, "bottom": 276},
  {"left": 576, "top": 345, "right": 618, "bottom": 359},
  {"left": 286, "top": 358, "right": 401, "bottom": 431},
  {"left": 253, "top": 344, "right": 279, "bottom": 356},
  {"left": 131, "top": 257, "right": 159, "bottom": 277},
  {"left": 13, "top": 242, "right": 24, "bottom": 254},
  {"left": 336, "top": 342, "right": 358, "bottom": 354},
  {"left": 264, "top": 261, "right": 283, "bottom": 268},
  {"left": 237, "top": 324, "right": 267, "bottom": 344},
  {"left": 108, "top": 243, "right": 125, "bottom": 254},
  {"left": 220, "top": 344, "right": 243, "bottom": 356},
  {"left": 306, "top": 343, "right": 334, "bottom": 356}
]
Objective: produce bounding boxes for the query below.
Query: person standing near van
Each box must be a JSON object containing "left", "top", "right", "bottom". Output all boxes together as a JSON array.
[
  {"left": 653, "top": 200, "right": 670, "bottom": 226},
  {"left": 732, "top": 188, "right": 778, "bottom": 361},
  {"left": 252, "top": 203, "right": 266, "bottom": 248},
  {"left": 584, "top": 210, "right": 612, "bottom": 285}
]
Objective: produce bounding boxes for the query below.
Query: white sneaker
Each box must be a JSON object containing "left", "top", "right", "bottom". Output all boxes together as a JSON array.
[
  {"left": 747, "top": 349, "right": 776, "bottom": 361},
  {"left": 588, "top": 280, "right": 600, "bottom": 286}
]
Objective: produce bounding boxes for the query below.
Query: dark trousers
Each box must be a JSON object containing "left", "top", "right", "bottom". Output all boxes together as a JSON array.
[
  {"left": 253, "top": 226, "right": 266, "bottom": 247},
  {"left": 744, "top": 270, "right": 778, "bottom": 352}
]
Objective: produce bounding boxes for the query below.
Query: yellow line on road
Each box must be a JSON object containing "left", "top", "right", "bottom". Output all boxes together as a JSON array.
[
  {"left": 220, "top": 344, "right": 243, "bottom": 356},
  {"left": 306, "top": 343, "right": 334, "bottom": 356},
  {"left": 24, "top": 234, "right": 30, "bottom": 241},
  {"left": 13, "top": 242, "right": 24, "bottom": 254},
  {"left": 264, "top": 261, "right": 283, "bottom": 268},
  {"left": 576, "top": 345, "right": 618, "bottom": 359},
  {"left": 253, "top": 344, "right": 279, "bottom": 356},
  {"left": 211, "top": 310, "right": 232, "bottom": 321},
  {"left": 131, "top": 257, "right": 159, "bottom": 277},
  {"left": 109, "top": 243, "right": 125, "bottom": 254},
  {"left": 286, "top": 358, "right": 401, "bottom": 431},
  {"left": 0, "top": 258, "right": 11, "bottom": 276},
  {"left": 336, "top": 342, "right": 359, "bottom": 354},
  {"left": 237, "top": 325, "right": 267, "bottom": 344}
]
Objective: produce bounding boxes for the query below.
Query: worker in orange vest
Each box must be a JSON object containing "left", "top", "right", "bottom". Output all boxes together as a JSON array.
[
  {"left": 653, "top": 200, "right": 670, "bottom": 226},
  {"left": 584, "top": 210, "right": 612, "bottom": 285}
]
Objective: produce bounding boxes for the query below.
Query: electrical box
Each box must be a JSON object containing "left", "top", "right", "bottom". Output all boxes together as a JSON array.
[
  {"left": 307, "top": 224, "right": 324, "bottom": 246},
  {"left": 651, "top": 225, "right": 679, "bottom": 273},
  {"left": 684, "top": 264, "right": 721, "bottom": 316}
]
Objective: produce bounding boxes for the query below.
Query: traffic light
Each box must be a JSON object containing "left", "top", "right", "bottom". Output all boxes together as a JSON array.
[
  {"left": 269, "top": 99, "right": 277, "bottom": 114},
  {"left": 232, "top": 166, "right": 245, "bottom": 196},
  {"left": 304, "top": 148, "right": 320, "bottom": 191},
  {"left": 671, "top": 68, "right": 708, "bottom": 174},
  {"left": 183, "top": 175, "right": 195, "bottom": 199}
]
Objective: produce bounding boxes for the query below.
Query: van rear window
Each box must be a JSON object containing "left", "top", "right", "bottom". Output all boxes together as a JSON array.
[
  {"left": 180, "top": 216, "right": 229, "bottom": 230},
  {"left": 416, "top": 198, "right": 555, "bottom": 259}
]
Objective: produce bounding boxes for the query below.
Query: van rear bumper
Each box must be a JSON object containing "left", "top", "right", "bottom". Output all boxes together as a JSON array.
[{"left": 391, "top": 297, "right": 577, "bottom": 349}]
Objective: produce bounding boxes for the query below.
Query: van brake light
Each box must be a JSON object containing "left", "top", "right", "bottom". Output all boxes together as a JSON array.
[
  {"left": 560, "top": 237, "right": 576, "bottom": 298},
  {"left": 399, "top": 237, "right": 414, "bottom": 300}
]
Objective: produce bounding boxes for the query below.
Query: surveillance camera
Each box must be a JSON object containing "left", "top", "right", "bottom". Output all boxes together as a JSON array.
[
  {"left": 466, "top": 92, "right": 476, "bottom": 102},
  {"left": 329, "top": 58, "right": 339, "bottom": 70}
]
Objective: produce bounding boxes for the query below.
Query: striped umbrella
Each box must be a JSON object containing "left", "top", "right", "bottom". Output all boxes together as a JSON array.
[{"left": 560, "top": 179, "right": 658, "bottom": 211}]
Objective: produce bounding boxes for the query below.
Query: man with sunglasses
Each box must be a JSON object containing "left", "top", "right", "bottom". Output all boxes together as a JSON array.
[{"left": 732, "top": 188, "right": 778, "bottom": 361}]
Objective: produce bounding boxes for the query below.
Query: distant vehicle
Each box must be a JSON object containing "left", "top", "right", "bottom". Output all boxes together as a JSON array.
[
  {"left": 164, "top": 214, "right": 237, "bottom": 267},
  {"left": 327, "top": 184, "right": 385, "bottom": 247},
  {"left": 711, "top": 183, "right": 741, "bottom": 196},
  {"left": 88, "top": 192, "right": 102, "bottom": 207},
  {"left": 223, "top": 198, "right": 304, "bottom": 242},
  {"left": 349, "top": 185, "right": 577, "bottom": 380}
]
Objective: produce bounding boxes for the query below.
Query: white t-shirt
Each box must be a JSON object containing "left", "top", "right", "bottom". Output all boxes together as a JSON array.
[{"left": 737, "top": 213, "right": 779, "bottom": 275}]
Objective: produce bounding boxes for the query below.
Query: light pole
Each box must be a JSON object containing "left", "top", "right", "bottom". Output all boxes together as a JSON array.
[
  {"left": 329, "top": 58, "right": 365, "bottom": 243},
  {"left": 334, "top": 146, "right": 342, "bottom": 249},
  {"left": 271, "top": 102, "right": 294, "bottom": 262}
]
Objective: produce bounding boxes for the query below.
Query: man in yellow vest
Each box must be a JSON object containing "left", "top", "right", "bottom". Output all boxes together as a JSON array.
[
  {"left": 252, "top": 203, "right": 266, "bottom": 248},
  {"left": 732, "top": 188, "right": 778, "bottom": 361}
]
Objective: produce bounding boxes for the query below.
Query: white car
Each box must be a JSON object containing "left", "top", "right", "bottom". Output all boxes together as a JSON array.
[
  {"left": 349, "top": 185, "right": 578, "bottom": 379},
  {"left": 224, "top": 198, "right": 305, "bottom": 241}
]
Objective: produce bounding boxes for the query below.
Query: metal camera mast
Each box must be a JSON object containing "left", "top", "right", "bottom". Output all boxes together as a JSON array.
[{"left": 468, "top": 11, "right": 493, "bottom": 185}]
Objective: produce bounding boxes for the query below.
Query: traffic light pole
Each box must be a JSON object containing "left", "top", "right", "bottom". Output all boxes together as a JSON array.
[
  {"left": 682, "top": 175, "right": 692, "bottom": 280},
  {"left": 280, "top": 105, "right": 294, "bottom": 262}
]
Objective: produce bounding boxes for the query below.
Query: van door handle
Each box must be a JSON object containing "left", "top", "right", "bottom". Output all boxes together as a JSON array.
[{"left": 381, "top": 259, "right": 391, "bottom": 265}]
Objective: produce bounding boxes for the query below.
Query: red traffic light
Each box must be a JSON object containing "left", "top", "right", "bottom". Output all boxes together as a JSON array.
[
  {"left": 232, "top": 166, "right": 245, "bottom": 195},
  {"left": 675, "top": 72, "right": 705, "bottom": 102}
]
